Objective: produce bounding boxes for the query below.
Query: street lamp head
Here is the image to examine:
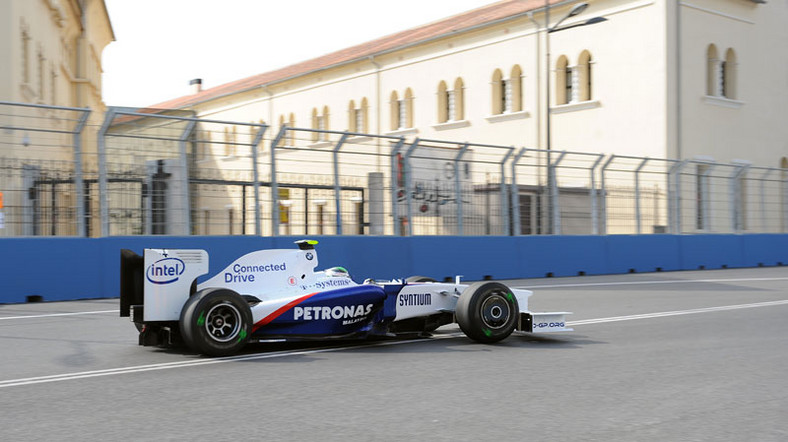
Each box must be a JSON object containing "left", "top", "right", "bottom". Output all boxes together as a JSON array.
[
  {"left": 584, "top": 16, "right": 608, "bottom": 25},
  {"left": 568, "top": 2, "right": 589, "bottom": 18}
]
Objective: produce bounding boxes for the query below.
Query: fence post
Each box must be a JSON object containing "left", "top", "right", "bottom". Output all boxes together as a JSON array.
[
  {"left": 403, "top": 139, "right": 420, "bottom": 237},
  {"left": 757, "top": 169, "right": 772, "bottom": 233},
  {"left": 510, "top": 148, "right": 528, "bottom": 236},
  {"left": 250, "top": 125, "right": 267, "bottom": 236},
  {"left": 454, "top": 143, "right": 469, "bottom": 236},
  {"left": 550, "top": 151, "right": 567, "bottom": 235},
  {"left": 668, "top": 160, "right": 687, "bottom": 234},
  {"left": 178, "top": 120, "right": 196, "bottom": 235},
  {"left": 634, "top": 158, "right": 650, "bottom": 234},
  {"left": 590, "top": 154, "right": 605, "bottom": 235},
  {"left": 389, "top": 138, "right": 405, "bottom": 236},
  {"left": 730, "top": 161, "right": 751, "bottom": 233},
  {"left": 332, "top": 133, "right": 350, "bottom": 235},
  {"left": 269, "top": 126, "right": 287, "bottom": 236},
  {"left": 499, "top": 147, "right": 514, "bottom": 236},
  {"left": 97, "top": 110, "right": 115, "bottom": 237},
  {"left": 600, "top": 155, "right": 616, "bottom": 235},
  {"left": 72, "top": 109, "right": 90, "bottom": 237},
  {"left": 700, "top": 161, "right": 716, "bottom": 232}
]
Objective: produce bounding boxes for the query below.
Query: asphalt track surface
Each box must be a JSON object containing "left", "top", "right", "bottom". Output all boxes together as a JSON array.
[{"left": 1, "top": 267, "right": 787, "bottom": 441}]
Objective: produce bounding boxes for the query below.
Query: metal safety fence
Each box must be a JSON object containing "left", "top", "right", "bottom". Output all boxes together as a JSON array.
[{"left": 1, "top": 101, "right": 787, "bottom": 237}]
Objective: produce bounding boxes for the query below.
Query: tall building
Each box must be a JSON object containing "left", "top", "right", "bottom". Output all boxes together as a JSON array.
[{"left": 1, "top": 0, "right": 114, "bottom": 111}]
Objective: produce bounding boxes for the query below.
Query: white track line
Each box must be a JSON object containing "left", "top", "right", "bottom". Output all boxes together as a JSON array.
[
  {"left": 517, "top": 276, "right": 788, "bottom": 290},
  {"left": 1, "top": 299, "right": 787, "bottom": 389},
  {"left": 567, "top": 299, "right": 788, "bottom": 326},
  {"left": 0, "top": 334, "right": 463, "bottom": 389},
  {"left": 0, "top": 310, "right": 117, "bottom": 321}
]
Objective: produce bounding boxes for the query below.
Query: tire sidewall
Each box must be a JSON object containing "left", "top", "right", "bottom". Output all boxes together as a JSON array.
[
  {"left": 456, "top": 281, "right": 519, "bottom": 343},
  {"left": 180, "top": 288, "right": 252, "bottom": 356}
]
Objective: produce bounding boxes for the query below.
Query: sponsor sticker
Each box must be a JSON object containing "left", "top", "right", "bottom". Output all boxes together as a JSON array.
[{"left": 146, "top": 257, "right": 186, "bottom": 285}]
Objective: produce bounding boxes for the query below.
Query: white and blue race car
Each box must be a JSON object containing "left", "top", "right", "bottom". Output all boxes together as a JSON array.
[{"left": 120, "top": 240, "right": 571, "bottom": 356}]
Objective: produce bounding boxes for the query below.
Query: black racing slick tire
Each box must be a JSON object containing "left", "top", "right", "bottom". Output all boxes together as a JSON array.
[
  {"left": 456, "top": 281, "right": 519, "bottom": 343},
  {"left": 180, "top": 288, "right": 252, "bottom": 357}
]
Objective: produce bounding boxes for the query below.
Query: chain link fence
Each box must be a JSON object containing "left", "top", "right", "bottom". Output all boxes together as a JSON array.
[{"left": 2, "top": 101, "right": 786, "bottom": 237}]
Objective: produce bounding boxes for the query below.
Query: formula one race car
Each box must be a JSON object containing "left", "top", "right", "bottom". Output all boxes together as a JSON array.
[{"left": 120, "top": 240, "right": 571, "bottom": 356}]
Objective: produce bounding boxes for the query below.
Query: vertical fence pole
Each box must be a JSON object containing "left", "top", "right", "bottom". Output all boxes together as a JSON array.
[
  {"left": 332, "top": 133, "right": 350, "bottom": 235},
  {"left": 700, "top": 162, "right": 716, "bottom": 231},
  {"left": 510, "top": 148, "right": 527, "bottom": 236},
  {"left": 634, "top": 158, "right": 650, "bottom": 234},
  {"left": 730, "top": 162, "right": 750, "bottom": 233},
  {"left": 403, "top": 139, "right": 420, "bottom": 237},
  {"left": 589, "top": 154, "right": 604, "bottom": 235},
  {"left": 454, "top": 143, "right": 470, "bottom": 236},
  {"left": 600, "top": 155, "right": 616, "bottom": 235},
  {"left": 668, "top": 160, "right": 687, "bottom": 234},
  {"left": 250, "top": 125, "right": 267, "bottom": 236},
  {"left": 550, "top": 151, "right": 567, "bottom": 235},
  {"left": 269, "top": 126, "right": 287, "bottom": 236},
  {"left": 72, "top": 109, "right": 90, "bottom": 237},
  {"left": 759, "top": 169, "right": 773, "bottom": 233},
  {"left": 178, "top": 120, "right": 196, "bottom": 235},
  {"left": 97, "top": 110, "right": 114, "bottom": 237},
  {"left": 389, "top": 138, "right": 405, "bottom": 236},
  {"left": 499, "top": 147, "right": 514, "bottom": 236}
]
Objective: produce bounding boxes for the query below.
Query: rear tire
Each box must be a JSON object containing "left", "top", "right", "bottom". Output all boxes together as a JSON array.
[
  {"left": 456, "top": 282, "right": 518, "bottom": 343},
  {"left": 180, "top": 288, "right": 252, "bottom": 356}
]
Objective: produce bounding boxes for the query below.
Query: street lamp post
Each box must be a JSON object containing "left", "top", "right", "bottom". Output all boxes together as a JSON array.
[{"left": 542, "top": 1, "right": 603, "bottom": 234}]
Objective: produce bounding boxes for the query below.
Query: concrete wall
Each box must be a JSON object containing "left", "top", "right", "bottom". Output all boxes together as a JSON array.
[{"left": 1, "top": 234, "right": 786, "bottom": 304}]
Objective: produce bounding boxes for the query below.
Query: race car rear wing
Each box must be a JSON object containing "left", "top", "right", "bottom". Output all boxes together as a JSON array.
[{"left": 119, "top": 249, "right": 143, "bottom": 317}]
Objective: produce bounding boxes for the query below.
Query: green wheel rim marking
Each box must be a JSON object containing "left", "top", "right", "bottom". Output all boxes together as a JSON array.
[
  {"left": 197, "top": 312, "right": 206, "bottom": 327},
  {"left": 506, "top": 292, "right": 514, "bottom": 302},
  {"left": 238, "top": 329, "right": 247, "bottom": 342},
  {"left": 483, "top": 328, "right": 492, "bottom": 337}
]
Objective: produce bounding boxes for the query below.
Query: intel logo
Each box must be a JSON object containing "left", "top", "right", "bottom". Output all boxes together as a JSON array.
[{"left": 146, "top": 257, "right": 185, "bottom": 284}]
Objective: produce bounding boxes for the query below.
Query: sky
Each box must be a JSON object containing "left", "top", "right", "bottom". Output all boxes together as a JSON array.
[{"left": 102, "top": 0, "right": 496, "bottom": 108}]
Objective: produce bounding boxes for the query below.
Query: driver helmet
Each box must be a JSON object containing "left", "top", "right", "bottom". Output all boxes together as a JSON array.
[{"left": 325, "top": 266, "right": 350, "bottom": 278}]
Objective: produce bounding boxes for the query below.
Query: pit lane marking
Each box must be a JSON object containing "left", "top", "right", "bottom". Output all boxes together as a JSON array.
[
  {"left": 517, "top": 276, "right": 788, "bottom": 290},
  {"left": 0, "top": 310, "right": 117, "bottom": 321},
  {"left": 1, "top": 299, "right": 787, "bottom": 389},
  {"left": 567, "top": 299, "right": 788, "bottom": 326}
]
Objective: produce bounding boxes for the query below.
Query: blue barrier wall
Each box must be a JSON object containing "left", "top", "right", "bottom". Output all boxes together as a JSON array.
[{"left": 0, "top": 234, "right": 786, "bottom": 304}]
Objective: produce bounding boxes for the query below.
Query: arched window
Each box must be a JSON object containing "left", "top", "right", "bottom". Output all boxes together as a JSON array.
[
  {"left": 578, "top": 51, "right": 592, "bottom": 101},
  {"left": 321, "top": 105, "right": 330, "bottom": 141},
  {"left": 404, "top": 88, "right": 414, "bottom": 128},
  {"left": 311, "top": 108, "right": 319, "bottom": 141},
  {"left": 288, "top": 113, "right": 295, "bottom": 145},
  {"left": 556, "top": 56, "right": 570, "bottom": 105},
  {"left": 390, "top": 91, "right": 400, "bottom": 130},
  {"left": 348, "top": 98, "right": 367, "bottom": 133},
  {"left": 723, "top": 48, "right": 737, "bottom": 99},
  {"left": 348, "top": 100, "right": 357, "bottom": 132},
  {"left": 437, "top": 81, "right": 448, "bottom": 123},
  {"left": 706, "top": 44, "right": 719, "bottom": 96},
  {"left": 510, "top": 65, "right": 523, "bottom": 112},
  {"left": 453, "top": 77, "right": 465, "bottom": 120},
  {"left": 278, "top": 115, "right": 289, "bottom": 146},
  {"left": 491, "top": 69, "right": 504, "bottom": 114},
  {"left": 359, "top": 97, "right": 368, "bottom": 133}
]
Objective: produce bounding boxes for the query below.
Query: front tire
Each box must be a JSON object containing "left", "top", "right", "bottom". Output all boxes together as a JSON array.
[
  {"left": 456, "top": 282, "right": 519, "bottom": 343},
  {"left": 180, "top": 288, "right": 252, "bottom": 356}
]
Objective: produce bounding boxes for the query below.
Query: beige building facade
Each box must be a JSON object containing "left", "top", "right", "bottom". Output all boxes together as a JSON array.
[
  {"left": 1, "top": 0, "right": 113, "bottom": 110},
  {"left": 150, "top": 0, "right": 787, "bottom": 170}
]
